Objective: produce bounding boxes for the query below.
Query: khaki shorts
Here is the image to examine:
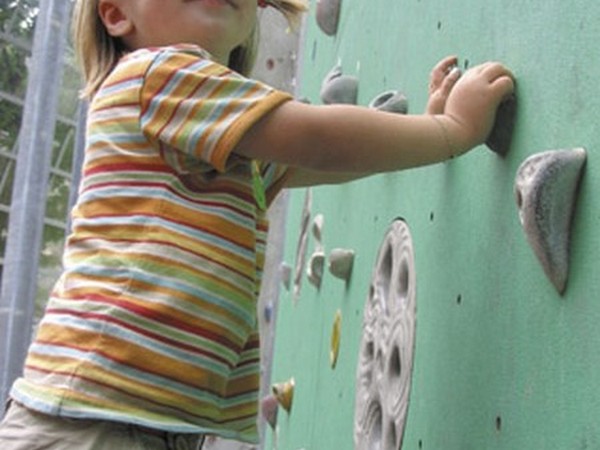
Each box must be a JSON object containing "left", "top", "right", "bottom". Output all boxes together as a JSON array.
[{"left": 0, "top": 401, "right": 205, "bottom": 450}]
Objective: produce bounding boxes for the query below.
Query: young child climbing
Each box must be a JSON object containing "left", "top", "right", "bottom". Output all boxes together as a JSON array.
[{"left": 0, "top": 0, "right": 514, "bottom": 449}]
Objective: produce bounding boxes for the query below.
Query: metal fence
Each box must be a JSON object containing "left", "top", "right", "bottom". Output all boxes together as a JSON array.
[{"left": 0, "top": 0, "right": 84, "bottom": 405}]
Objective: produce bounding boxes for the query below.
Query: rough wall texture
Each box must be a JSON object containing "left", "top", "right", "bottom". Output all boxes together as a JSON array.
[{"left": 267, "top": 0, "right": 600, "bottom": 449}]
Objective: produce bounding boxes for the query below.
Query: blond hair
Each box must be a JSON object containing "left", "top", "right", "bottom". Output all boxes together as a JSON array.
[{"left": 72, "top": 0, "right": 308, "bottom": 99}]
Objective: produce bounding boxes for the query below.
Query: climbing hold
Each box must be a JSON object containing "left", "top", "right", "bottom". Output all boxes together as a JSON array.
[
  {"left": 264, "top": 301, "right": 274, "bottom": 323},
  {"left": 261, "top": 394, "right": 279, "bottom": 429},
  {"left": 514, "top": 148, "right": 587, "bottom": 294},
  {"left": 312, "top": 213, "right": 324, "bottom": 243},
  {"left": 293, "top": 189, "right": 312, "bottom": 302},
  {"left": 369, "top": 90, "right": 408, "bottom": 114},
  {"left": 328, "top": 248, "right": 355, "bottom": 281},
  {"left": 307, "top": 250, "right": 326, "bottom": 288},
  {"left": 320, "top": 65, "right": 359, "bottom": 105},
  {"left": 280, "top": 262, "right": 292, "bottom": 291},
  {"left": 272, "top": 378, "right": 295, "bottom": 412},
  {"left": 316, "top": 0, "right": 342, "bottom": 36},
  {"left": 355, "top": 220, "right": 417, "bottom": 450},
  {"left": 330, "top": 309, "right": 342, "bottom": 369},
  {"left": 306, "top": 213, "right": 326, "bottom": 288},
  {"left": 486, "top": 94, "right": 517, "bottom": 156}
]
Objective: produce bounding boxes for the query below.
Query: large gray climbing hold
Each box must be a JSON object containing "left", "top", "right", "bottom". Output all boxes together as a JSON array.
[
  {"left": 354, "top": 220, "right": 416, "bottom": 450},
  {"left": 514, "top": 148, "right": 587, "bottom": 294},
  {"left": 320, "top": 65, "right": 358, "bottom": 105},
  {"left": 316, "top": 0, "right": 342, "bottom": 36}
]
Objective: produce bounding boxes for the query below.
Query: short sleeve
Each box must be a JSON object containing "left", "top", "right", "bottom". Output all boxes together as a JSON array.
[{"left": 140, "top": 47, "right": 292, "bottom": 173}]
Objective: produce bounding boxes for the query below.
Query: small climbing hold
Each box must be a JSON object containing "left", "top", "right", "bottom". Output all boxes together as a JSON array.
[
  {"left": 272, "top": 378, "right": 295, "bottom": 412},
  {"left": 514, "top": 147, "right": 587, "bottom": 294},
  {"left": 320, "top": 65, "right": 359, "bottom": 105},
  {"left": 312, "top": 213, "right": 324, "bottom": 243},
  {"left": 328, "top": 248, "right": 355, "bottom": 281},
  {"left": 280, "top": 262, "right": 292, "bottom": 291},
  {"left": 369, "top": 90, "right": 408, "bottom": 114},
  {"left": 293, "top": 189, "right": 312, "bottom": 302},
  {"left": 486, "top": 94, "right": 517, "bottom": 156},
  {"left": 330, "top": 309, "right": 342, "bottom": 369},
  {"left": 264, "top": 301, "right": 274, "bottom": 323},
  {"left": 261, "top": 394, "right": 279, "bottom": 428},
  {"left": 307, "top": 250, "right": 325, "bottom": 288},
  {"left": 316, "top": 0, "right": 342, "bottom": 36}
]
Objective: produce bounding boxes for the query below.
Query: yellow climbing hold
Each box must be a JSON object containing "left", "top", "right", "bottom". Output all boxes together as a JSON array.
[
  {"left": 272, "top": 377, "right": 295, "bottom": 413},
  {"left": 330, "top": 309, "right": 342, "bottom": 369}
]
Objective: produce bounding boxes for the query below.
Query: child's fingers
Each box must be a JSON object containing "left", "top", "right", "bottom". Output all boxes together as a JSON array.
[
  {"left": 429, "top": 55, "right": 458, "bottom": 91},
  {"left": 434, "top": 55, "right": 459, "bottom": 74},
  {"left": 482, "top": 63, "right": 513, "bottom": 81},
  {"left": 473, "top": 62, "right": 515, "bottom": 83},
  {"left": 491, "top": 76, "right": 515, "bottom": 99},
  {"left": 438, "top": 67, "right": 461, "bottom": 97}
]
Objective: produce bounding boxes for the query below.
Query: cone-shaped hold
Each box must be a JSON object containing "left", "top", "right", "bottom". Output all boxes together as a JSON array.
[
  {"left": 263, "top": 301, "right": 274, "bottom": 323},
  {"left": 307, "top": 250, "right": 325, "bottom": 288},
  {"left": 280, "top": 262, "right": 292, "bottom": 291},
  {"left": 328, "top": 248, "right": 355, "bottom": 281},
  {"left": 261, "top": 394, "right": 279, "bottom": 428},
  {"left": 320, "top": 65, "right": 358, "bottom": 105},
  {"left": 316, "top": 0, "right": 342, "bottom": 36},
  {"left": 369, "top": 90, "right": 408, "bottom": 114},
  {"left": 272, "top": 378, "right": 295, "bottom": 412},
  {"left": 312, "top": 213, "right": 324, "bottom": 243},
  {"left": 330, "top": 309, "right": 342, "bottom": 369},
  {"left": 515, "top": 148, "right": 587, "bottom": 294},
  {"left": 486, "top": 94, "right": 517, "bottom": 156}
]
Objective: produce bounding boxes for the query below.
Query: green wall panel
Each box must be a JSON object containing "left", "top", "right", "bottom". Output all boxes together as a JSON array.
[{"left": 266, "top": 1, "right": 599, "bottom": 449}]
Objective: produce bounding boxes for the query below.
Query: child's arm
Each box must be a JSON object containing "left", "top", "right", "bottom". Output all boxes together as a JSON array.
[{"left": 234, "top": 61, "right": 514, "bottom": 186}]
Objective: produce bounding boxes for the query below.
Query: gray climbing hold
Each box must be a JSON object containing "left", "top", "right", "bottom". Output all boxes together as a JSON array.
[
  {"left": 355, "top": 220, "right": 417, "bottom": 450},
  {"left": 307, "top": 250, "right": 325, "bottom": 288},
  {"left": 369, "top": 90, "right": 408, "bottom": 114},
  {"left": 320, "top": 65, "right": 358, "bottom": 105},
  {"left": 514, "top": 148, "right": 587, "bottom": 294},
  {"left": 328, "top": 248, "right": 355, "bottom": 281},
  {"left": 316, "top": 0, "right": 342, "bottom": 36}
]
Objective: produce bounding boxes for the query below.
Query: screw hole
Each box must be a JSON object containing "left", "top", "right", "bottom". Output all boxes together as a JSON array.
[
  {"left": 385, "top": 421, "right": 398, "bottom": 449},
  {"left": 456, "top": 294, "right": 462, "bottom": 305},
  {"left": 398, "top": 258, "right": 410, "bottom": 300},
  {"left": 437, "top": 21, "right": 442, "bottom": 30},
  {"left": 389, "top": 345, "right": 401, "bottom": 378},
  {"left": 496, "top": 416, "right": 502, "bottom": 432},
  {"left": 515, "top": 188, "right": 523, "bottom": 209},
  {"left": 429, "top": 211, "right": 434, "bottom": 222},
  {"left": 418, "top": 439, "right": 423, "bottom": 449}
]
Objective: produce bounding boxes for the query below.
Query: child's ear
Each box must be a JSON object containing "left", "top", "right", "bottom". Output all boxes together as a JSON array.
[{"left": 98, "top": 0, "right": 134, "bottom": 38}]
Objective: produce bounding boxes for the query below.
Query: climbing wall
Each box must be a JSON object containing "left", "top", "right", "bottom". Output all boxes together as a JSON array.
[{"left": 265, "top": 0, "right": 600, "bottom": 449}]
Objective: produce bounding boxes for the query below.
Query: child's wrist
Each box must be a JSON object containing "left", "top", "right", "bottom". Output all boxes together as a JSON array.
[
  {"left": 431, "top": 115, "right": 459, "bottom": 159},
  {"left": 431, "top": 114, "right": 473, "bottom": 158}
]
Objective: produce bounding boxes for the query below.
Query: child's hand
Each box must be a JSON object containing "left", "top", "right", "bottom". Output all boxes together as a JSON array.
[
  {"left": 443, "top": 62, "right": 515, "bottom": 151},
  {"left": 426, "top": 55, "right": 461, "bottom": 115}
]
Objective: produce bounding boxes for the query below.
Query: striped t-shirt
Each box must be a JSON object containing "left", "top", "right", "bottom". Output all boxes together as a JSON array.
[{"left": 11, "top": 45, "right": 292, "bottom": 443}]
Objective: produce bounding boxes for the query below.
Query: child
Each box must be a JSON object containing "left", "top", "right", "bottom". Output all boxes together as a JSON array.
[{"left": 0, "top": 0, "right": 514, "bottom": 449}]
